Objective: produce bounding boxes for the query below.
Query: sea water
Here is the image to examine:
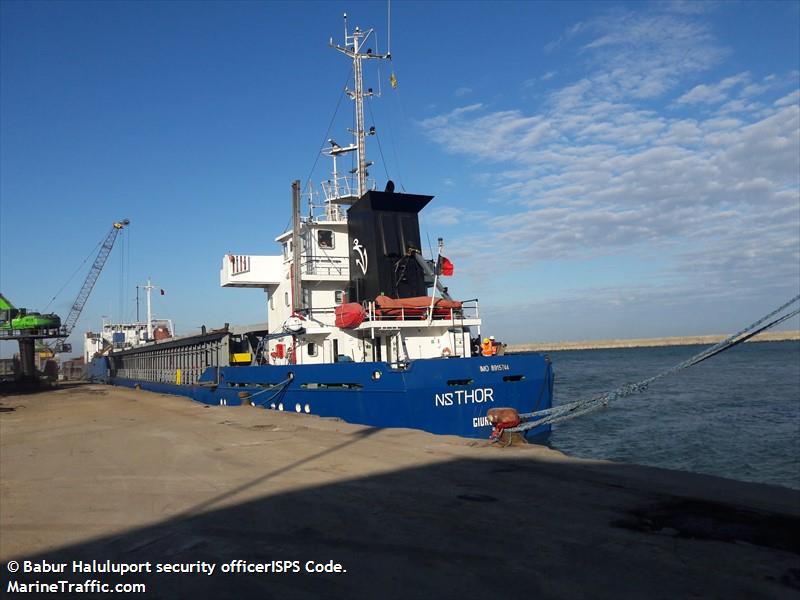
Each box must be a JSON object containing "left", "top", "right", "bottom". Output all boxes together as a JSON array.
[{"left": 544, "top": 341, "right": 800, "bottom": 490}]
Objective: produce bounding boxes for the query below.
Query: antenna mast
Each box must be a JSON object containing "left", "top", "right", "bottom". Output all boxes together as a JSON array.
[
  {"left": 331, "top": 14, "right": 389, "bottom": 198},
  {"left": 141, "top": 278, "right": 155, "bottom": 340}
]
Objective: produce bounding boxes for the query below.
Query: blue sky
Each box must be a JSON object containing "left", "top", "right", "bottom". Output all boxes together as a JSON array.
[{"left": 1, "top": 0, "right": 798, "bottom": 354}]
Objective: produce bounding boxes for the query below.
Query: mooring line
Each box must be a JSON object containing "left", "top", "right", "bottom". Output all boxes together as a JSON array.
[{"left": 507, "top": 294, "right": 800, "bottom": 433}]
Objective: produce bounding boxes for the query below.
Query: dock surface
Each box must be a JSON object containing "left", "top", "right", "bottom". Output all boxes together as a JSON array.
[{"left": 1, "top": 384, "right": 798, "bottom": 599}]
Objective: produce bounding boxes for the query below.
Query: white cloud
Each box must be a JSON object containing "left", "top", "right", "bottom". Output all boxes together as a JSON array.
[
  {"left": 575, "top": 11, "right": 727, "bottom": 100},
  {"left": 664, "top": 0, "right": 721, "bottom": 16},
  {"left": 716, "top": 98, "right": 763, "bottom": 115},
  {"left": 543, "top": 20, "right": 586, "bottom": 54},
  {"left": 677, "top": 72, "right": 750, "bottom": 104},
  {"left": 424, "top": 206, "right": 490, "bottom": 228},
  {"left": 776, "top": 90, "right": 800, "bottom": 107},
  {"left": 454, "top": 86, "right": 472, "bottom": 98},
  {"left": 418, "top": 6, "right": 800, "bottom": 332},
  {"left": 420, "top": 108, "right": 548, "bottom": 162},
  {"left": 523, "top": 71, "right": 558, "bottom": 90}
]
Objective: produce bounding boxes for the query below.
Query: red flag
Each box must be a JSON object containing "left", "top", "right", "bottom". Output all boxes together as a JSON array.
[
  {"left": 160, "top": 289, "right": 165, "bottom": 296},
  {"left": 439, "top": 256, "right": 454, "bottom": 276}
]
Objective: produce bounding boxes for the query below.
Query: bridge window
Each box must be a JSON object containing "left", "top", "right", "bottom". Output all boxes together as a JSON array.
[
  {"left": 318, "top": 230, "right": 334, "bottom": 249},
  {"left": 334, "top": 290, "right": 344, "bottom": 304},
  {"left": 307, "top": 342, "right": 318, "bottom": 357}
]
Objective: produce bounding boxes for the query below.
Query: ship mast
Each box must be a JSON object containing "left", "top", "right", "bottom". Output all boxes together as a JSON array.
[
  {"left": 331, "top": 14, "right": 389, "bottom": 198},
  {"left": 141, "top": 278, "right": 155, "bottom": 340}
]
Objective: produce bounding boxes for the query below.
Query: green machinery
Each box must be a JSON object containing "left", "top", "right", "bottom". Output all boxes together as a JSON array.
[
  {"left": 0, "top": 293, "right": 64, "bottom": 383},
  {"left": 0, "top": 218, "right": 129, "bottom": 382},
  {"left": 0, "top": 294, "right": 61, "bottom": 332}
]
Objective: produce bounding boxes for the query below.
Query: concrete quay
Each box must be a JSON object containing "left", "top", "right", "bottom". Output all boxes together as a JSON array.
[{"left": 1, "top": 384, "right": 798, "bottom": 599}]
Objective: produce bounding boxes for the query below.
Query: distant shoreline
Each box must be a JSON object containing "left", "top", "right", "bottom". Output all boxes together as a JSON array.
[{"left": 507, "top": 330, "right": 800, "bottom": 352}]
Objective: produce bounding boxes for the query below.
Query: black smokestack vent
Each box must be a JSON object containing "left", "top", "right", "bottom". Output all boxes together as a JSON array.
[{"left": 347, "top": 190, "right": 433, "bottom": 302}]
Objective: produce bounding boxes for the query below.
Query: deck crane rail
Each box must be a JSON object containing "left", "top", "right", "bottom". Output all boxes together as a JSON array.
[{"left": 55, "top": 219, "right": 130, "bottom": 353}]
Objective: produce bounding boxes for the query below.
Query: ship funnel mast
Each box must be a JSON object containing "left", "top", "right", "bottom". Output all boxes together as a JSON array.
[{"left": 330, "top": 14, "right": 389, "bottom": 198}]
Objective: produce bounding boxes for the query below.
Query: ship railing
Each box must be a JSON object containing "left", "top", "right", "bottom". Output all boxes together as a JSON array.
[
  {"left": 0, "top": 326, "right": 65, "bottom": 339},
  {"left": 320, "top": 175, "right": 376, "bottom": 204},
  {"left": 302, "top": 299, "right": 479, "bottom": 328},
  {"left": 229, "top": 254, "right": 250, "bottom": 275},
  {"left": 304, "top": 176, "right": 378, "bottom": 222},
  {"left": 363, "top": 299, "right": 480, "bottom": 323},
  {"left": 304, "top": 200, "right": 347, "bottom": 222},
  {"left": 303, "top": 255, "right": 349, "bottom": 276}
]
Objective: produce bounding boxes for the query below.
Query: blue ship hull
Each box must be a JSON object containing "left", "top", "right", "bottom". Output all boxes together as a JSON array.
[{"left": 88, "top": 353, "right": 553, "bottom": 439}]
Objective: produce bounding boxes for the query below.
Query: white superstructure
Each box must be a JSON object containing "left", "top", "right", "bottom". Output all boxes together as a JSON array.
[
  {"left": 220, "top": 16, "right": 482, "bottom": 367},
  {"left": 83, "top": 317, "right": 173, "bottom": 363}
]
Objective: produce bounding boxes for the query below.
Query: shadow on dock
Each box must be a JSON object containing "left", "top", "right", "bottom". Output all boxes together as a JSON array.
[
  {"left": 0, "top": 380, "right": 92, "bottom": 397},
  {"left": 5, "top": 449, "right": 799, "bottom": 599}
]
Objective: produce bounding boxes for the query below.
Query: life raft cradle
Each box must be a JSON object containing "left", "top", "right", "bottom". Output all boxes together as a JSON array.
[{"left": 489, "top": 293, "right": 800, "bottom": 439}]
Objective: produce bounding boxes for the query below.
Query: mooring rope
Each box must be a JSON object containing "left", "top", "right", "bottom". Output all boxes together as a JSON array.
[
  {"left": 239, "top": 375, "right": 293, "bottom": 406},
  {"left": 507, "top": 294, "right": 800, "bottom": 433}
]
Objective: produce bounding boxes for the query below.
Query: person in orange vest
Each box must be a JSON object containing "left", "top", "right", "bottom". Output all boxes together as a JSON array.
[
  {"left": 481, "top": 337, "right": 493, "bottom": 356},
  {"left": 489, "top": 335, "right": 499, "bottom": 355}
]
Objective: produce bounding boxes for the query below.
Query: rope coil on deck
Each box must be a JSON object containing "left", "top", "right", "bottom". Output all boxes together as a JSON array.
[{"left": 506, "top": 294, "right": 800, "bottom": 434}]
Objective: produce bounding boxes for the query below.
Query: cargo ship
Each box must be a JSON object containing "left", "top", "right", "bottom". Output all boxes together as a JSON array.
[{"left": 87, "top": 19, "right": 553, "bottom": 439}]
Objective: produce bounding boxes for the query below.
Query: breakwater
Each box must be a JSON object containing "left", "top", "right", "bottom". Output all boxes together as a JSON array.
[{"left": 507, "top": 329, "right": 799, "bottom": 352}]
